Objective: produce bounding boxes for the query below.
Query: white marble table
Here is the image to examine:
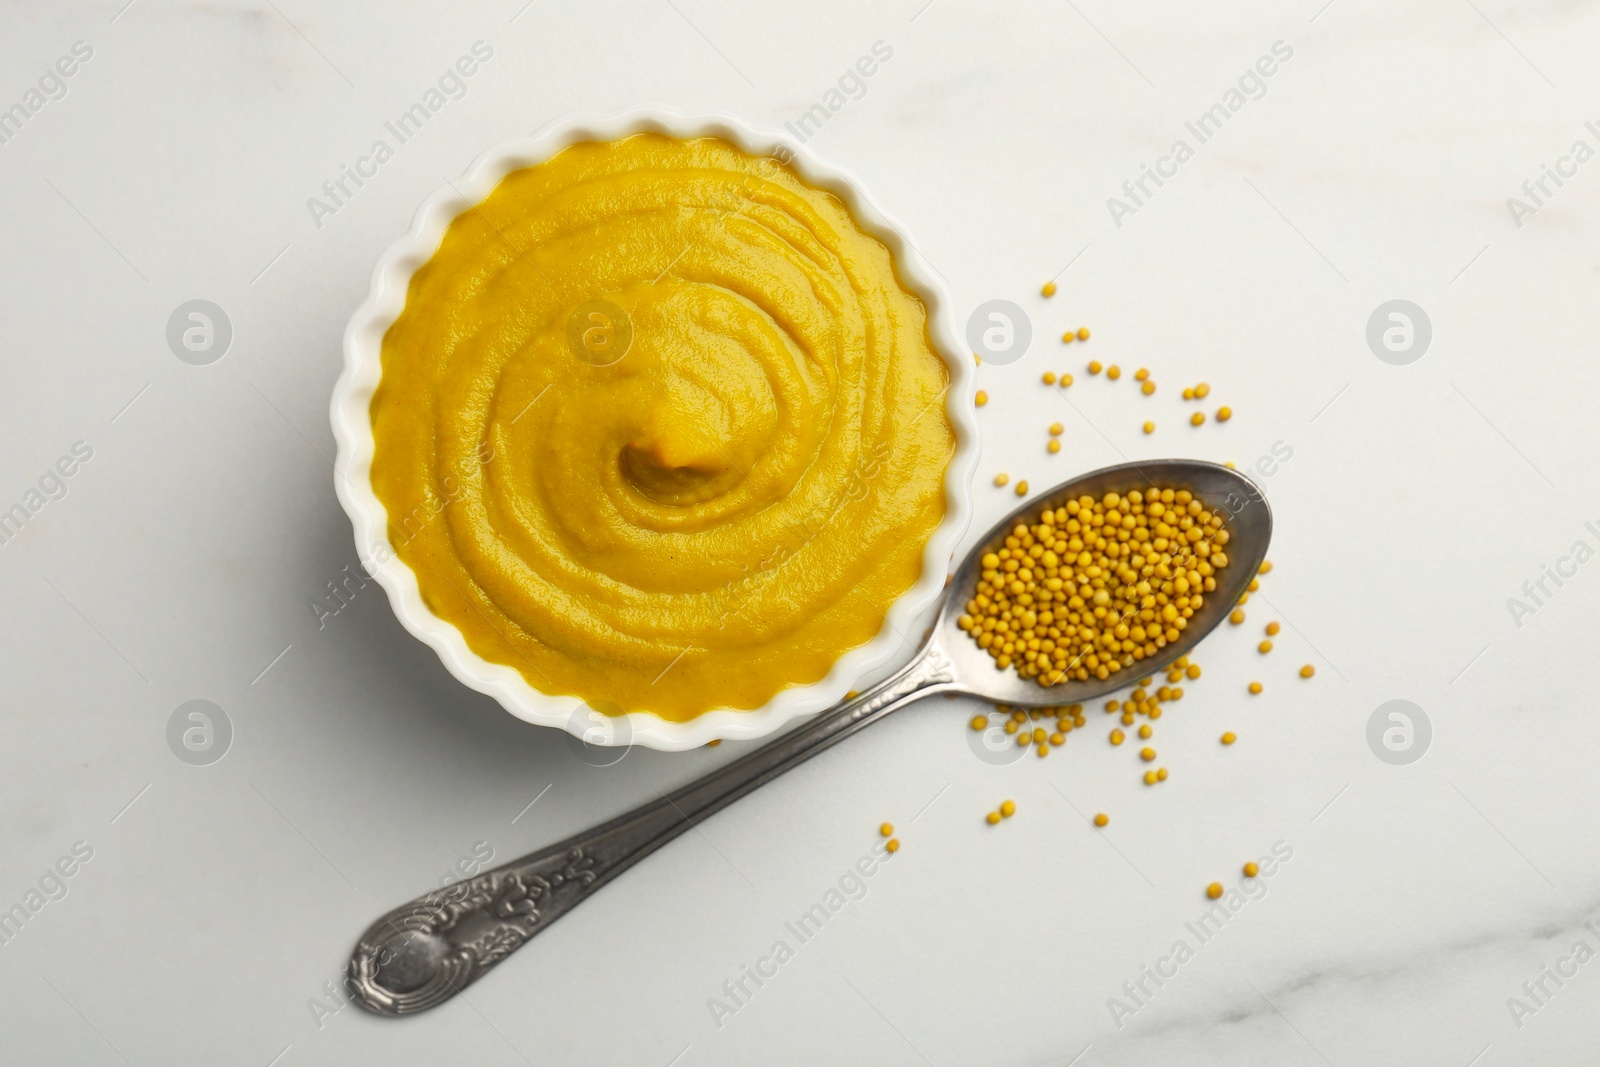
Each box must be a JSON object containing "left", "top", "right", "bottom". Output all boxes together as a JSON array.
[{"left": 2, "top": 1, "right": 1597, "bottom": 1063}]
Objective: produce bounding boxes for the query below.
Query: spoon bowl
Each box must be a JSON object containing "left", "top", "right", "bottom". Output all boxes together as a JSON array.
[
  {"left": 346, "top": 459, "right": 1272, "bottom": 1015},
  {"left": 932, "top": 458, "right": 1272, "bottom": 709}
]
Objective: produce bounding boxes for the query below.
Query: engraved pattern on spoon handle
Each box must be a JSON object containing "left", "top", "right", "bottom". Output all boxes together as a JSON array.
[{"left": 347, "top": 641, "right": 956, "bottom": 1016}]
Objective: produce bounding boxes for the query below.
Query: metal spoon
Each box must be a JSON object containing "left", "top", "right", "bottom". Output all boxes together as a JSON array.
[{"left": 346, "top": 458, "right": 1271, "bottom": 1015}]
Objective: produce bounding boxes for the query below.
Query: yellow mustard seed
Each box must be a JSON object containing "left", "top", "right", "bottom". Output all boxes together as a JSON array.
[
  {"left": 1138, "top": 724, "right": 1152, "bottom": 739},
  {"left": 975, "top": 390, "right": 988, "bottom": 407},
  {"left": 1047, "top": 439, "right": 1061, "bottom": 454},
  {"left": 1221, "top": 731, "right": 1236, "bottom": 745},
  {"left": 1259, "top": 560, "right": 1273, "bottom": 574},
  {"left": 1249, "top": 578, "right": 1260, "bottom": 592},
  {"left": 1037, "top": 744, "right": 1049, "bottom": 757},
  {"left": 1185, "top": 663, "right": 1201, "bottom": 680},
  {"left": 1156, "top": 767, "right": 1168, "bottom": 781},
  {"left": 1237, "top": 593, "right": 1249, "bottom": 605},
  {"left": 1000, "top": 799, "right": 1016, "bottom": 818},
  {"left": 1195, "top": 383, "right": 1211, "bottom": 399},
  {"left": 1059, "top": 373, "right": 1074, "bottom": 387},
  {"left": 1140, "top": 747, "right": 1156, "bottom": 762},
  {"left": 1300, "top": 664, "right": 1316, "bottom": 678},
  {"left": 1206, "top": 882, "right": 1224, "bottom": 900},
  {"left": 1216, "top": 406, "right": 1232, "bottom": 422},
  {"left": 1182, "top": 388, "right": 1194, "bottom": 400},
  {"left": 1077, "top": 327, "right": 1091, "bottom": 341},
  {"left": 1088, "top": 360, "right": 1102, "bottom": 375},
  {"left": 1014, "top": 480, "right": 1029, "bottom": 496},
  {"left": 1248, "top": 681, "right": 1262, "bottom": 694},
  {"left": 955, "top": 485, "right": 1233, "bottom": 686},
  {"left": 1094, "top": 813, "right": 1109, "bottom": 827},
  {"left": 1049, "top": 422, "right": 1064, "bottom": 436},
  {"left": 1109, "top": 729, "right": 1125, "bottom": 745},
  {"left": 993, "top": 472, "right": 1010, "bottom": 487},
  {"left": 1143, "top": 421, "right": 1155, "bottom": 434},
  {"left": 1190, "top": 412, "right": 1205, "bottom": 427},
  {"left": 986, "top": 811, "right": 1001, "bottom": 825},
  {"left": 1265, "top": 621, "right": 1280, "bottom": 636},
  {"left": 1050, "top": 732, "right": 1065, "bottom": 746},
  {"left": 1062, "top": 331, "right": 1076, "bottom": 344},
  {"left": 1143, "top": 770, "right": 1158, "bottom": 786},
  {"left": 1259, "top": 640, "right": 1273, "bottom": 654},
  {"left": 886, "top": 838, "right": 900, "bottom": 853},
  {"left": 1042, "top": 371, "right": 1057, "bottom": 385},
  {"left": 1042, "top": 280, "right": 1057, "bottom": 297},
  {"left": 969, "top": 714, "right": 988, "bottom": 730},
  {"left": 1107, "top": 365, "right": 1122, "bottom": 381},
  {"left": 1032, "top": 727, "right": 1047, "bottom": 745},
  {"left": 880, "top": 822, "right": 894, "bottom": 837},
  {"left": 1243, "top": 861, "right": 1259, "bottom": 878},
  {"left": 1141, "top": 381, "right": 1155, "bottom": 396},
  {"left": 1134, "top": 368, "right": 1149, "bottom": 382}
]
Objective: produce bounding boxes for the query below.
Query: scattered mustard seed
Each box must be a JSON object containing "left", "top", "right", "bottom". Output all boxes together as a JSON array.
[
  {"left": 886, "top": 838, "right": 900, "bottom": 853},
  {"left": 1141, "top": 381, "right": 1156, "bottom": 396},
  {"left": 975, "top": 390, "right": 988, "bottom": 407},
  {"left": 1014, "top": 480, "right": 1029, "bottom": 496},
  {"left": 1062, "top": 331, "right": 1076, "bottom": 344},
  {"left": 986, "top": 811, "right": 1001, "bottom": 825},
  {"left": 1265, "top": 621, "right": 1280, "bottom": 636},
  {"left": 1047, "top": 440, "right": 1061, "bottom": 454},
  {"left": 880, "top": 822, "right": 894, "bottom": 837},
  {"left": 1206, "top": 882, "right": 1224, "bottom": 900},
  {"left": 1216, "top": 406, "right": 1232, "bottom": 422},
  {"left": 1243, "top": 861, "right": 1259, "bottom": 878},
  {"left": 1221, "top": 731, "right": 1236, "bottom": 745},
  {"left": 970, "top": 714, "right": 987, "bottom": 730},
  {"left": 1109, "top": 729, "right": 1125, "bottom": 745},
  {"left": 1190, "top": 412, "right": 1206, "bottom": 426},
  {"left": 1094, "top": 813, "right": 1109, "bottom": 827},
  {"left": 1077, "top": 327, "right": 1091, "bottom": 341},
  {"left": 994, "top": 473, "right": 1010, "bottom": 487},
  {"left": 1041, "top": 281, "right": 1057, "bottom": 297},
  {"left": 1088, "top": 360, "right": 1103, "bottom": 375},
  {"left": 1000, "top": 799, "right": 1017, "bottom": 818},
  {"left": 1143, "top": 421, "right": 1155, "bottom": 434},
  {"left": 1042, "top": 371, "right": 1057, "bottom": 385},
  {"left": 1300, "top": 664, "right": 1316, "bottom": 678},
  {"left": 1107, "top": 365, "right": 1122, "bottom": 381},
  {"left": 1194, "top": 383, "right": 1211, "bottom": 399},
  {"left": 1059, "top": 373, "right": 1074, "bottom": 388},
  {"left": 1049, "top": 422, "right": 1064, "bottom": 436},
  {"left": 1134, "top": 368, "right": 1149, "bottom": 382},
  {"left": 1258, "top": 640, "right": 1273, "bottom": 654},
  {"left": 1248, "top": 682, "right": 1262, "bottom": 695}
]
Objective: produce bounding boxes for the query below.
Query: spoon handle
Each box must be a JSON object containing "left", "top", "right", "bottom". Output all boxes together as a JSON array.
[{"left": 347, "top": 641, "right": 957, "bottom": 1015}]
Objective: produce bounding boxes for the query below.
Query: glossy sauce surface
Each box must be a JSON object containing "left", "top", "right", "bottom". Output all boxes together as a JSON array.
[{"left": 371, "top": 134, "right": 954, "bottom": 720}]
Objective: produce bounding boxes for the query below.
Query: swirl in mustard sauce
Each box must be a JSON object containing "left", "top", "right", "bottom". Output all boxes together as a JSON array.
[{"left": 370, "top": 134, "right": 954, "bottom": 721}]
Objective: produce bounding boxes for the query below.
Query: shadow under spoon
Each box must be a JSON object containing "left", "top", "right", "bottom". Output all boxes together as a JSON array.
[{"left": 346, "top": 458, "right": 1272, "bottom": 1015}]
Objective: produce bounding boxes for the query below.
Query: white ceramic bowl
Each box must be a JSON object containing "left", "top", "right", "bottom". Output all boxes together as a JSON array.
[{"left": 330, "top": 107, "right": 979, "bottom": 751}]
